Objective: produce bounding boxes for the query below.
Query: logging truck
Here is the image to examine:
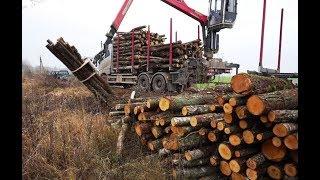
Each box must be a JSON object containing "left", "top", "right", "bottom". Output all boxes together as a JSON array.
[{"left": 93, "top": 0, "right": 239, "bottom": 93}]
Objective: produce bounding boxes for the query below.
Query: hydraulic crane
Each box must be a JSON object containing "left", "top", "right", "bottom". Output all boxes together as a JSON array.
[{"left": 93, "top": 0, "right": 238, "bottom": 65}]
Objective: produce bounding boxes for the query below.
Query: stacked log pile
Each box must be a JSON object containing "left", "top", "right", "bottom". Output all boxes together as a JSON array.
[
  {"left": 108, "top": 73, "right": 298, "bottom": 179},
  {"left": 46, "top": 38, "right": 113, "bottom": 102},
  {"left": 112, "top": 26, "right": 203, "bottom": 73}
]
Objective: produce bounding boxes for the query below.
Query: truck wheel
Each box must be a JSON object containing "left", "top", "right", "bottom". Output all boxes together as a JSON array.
[
  {"left": 137, "top": 74, "right": 150, "bottom": 91},
  {"left": 152, "top": 74, "right": 167, "bottom": 93}
]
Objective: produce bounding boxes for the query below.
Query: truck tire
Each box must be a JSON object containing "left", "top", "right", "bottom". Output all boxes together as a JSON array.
[
  {"left": 137, "top": 74, "right": 150, "bottom": 91},
  {"left": 152, "top": 74, "right": 167, "bottom": 93}
]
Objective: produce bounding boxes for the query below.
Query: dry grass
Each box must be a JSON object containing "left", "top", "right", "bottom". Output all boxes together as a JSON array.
[{"left": 22, "top": 73, "right": 166, "bottom": 179}]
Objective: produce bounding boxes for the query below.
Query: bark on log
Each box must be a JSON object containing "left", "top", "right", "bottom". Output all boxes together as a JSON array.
[
  {"left": 246, "top": 88, "right": 298, "bottom": 116},
  {"left": 181, "top": 104, "right": 215, "bottom": 116},
  {"left": 256, "top": 131, "right": 274, "bottom": 141},
  {"left": 268, "top": 110, "right": 298, "bottom": 123},
  {"left": 116, "top": 123, "right": 129, "bottom": 156},
  {"left": 190, "top": 113, "right": 223, "bottom": 127},
  {"left": 146, "top": 97, "right": 160, "bottom": 109},
  {"left": 170, "top": 132, "right": 209, "bottom": 151},
  {"left": 231, "top": 73, "right": 294, "bottom": 95},
  {"left": 184, "top": 146, "right": 215, "bottom": 161},
  {"left": 284, "top": 133, "right": 298, "bottom": 150},
  {"left": 172, "top": 157, "right": 210, "bottom": 167},
  {"left": 246, "top": 153, "right": 267, "bottom": 169},
  {"left": 159, "top": 94, "right": 216, "bottom": 111},
  {"left": 234, "top": 148, "right": 259, "bottom": 158},
  {"left": 229, "top": 96, "right": 248, "bottom": 107},
  {"left": 171, "top": 116, "right": 193, "bottom": 126},
  {"left": 213, "top": 84, "right": 233, "bottom": 93},
  {"left": 273, "top": 123, "right": 298, "bottom": 137},
  {"left": 262, "top": 139, "right": 287, "bottom": 162}
]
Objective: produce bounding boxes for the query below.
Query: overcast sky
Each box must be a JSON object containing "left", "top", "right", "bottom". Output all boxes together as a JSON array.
[{"left": 22, "top": 0, "right": 298, "bottom": 73}]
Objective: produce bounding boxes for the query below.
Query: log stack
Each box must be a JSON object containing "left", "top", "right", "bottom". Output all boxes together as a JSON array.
[
  {"left": 109, "top": 73, "right": 298, "bottom": 179},
  {"left": 112, "top": 26, "right": 203, "bottom": 73}
]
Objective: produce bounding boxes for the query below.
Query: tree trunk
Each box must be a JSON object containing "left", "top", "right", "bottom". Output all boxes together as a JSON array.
[
  {"left": 184, "top": 146, "right": 215, "bottom": 161},
  {"left": 268, "top": 110, "right": 298, "bottom": 123},
  {"left": 181, "top": 104, "right": 215, "bottom": 116},
  {"left": 262, "top": 139, "right": 287, "bottom": 162},
  {"left": 159, "top": 93, "right": 216, "bottom": 111},
  {"left": 246, "top": 88, "right": 298, "bottom": 116},
  {"left": 273, "top": 123, "right": 298, "bottom": 137},
  {"left": 231, "top": 73, "right": 294, "bottom": 95},
  {"left": 284, "top": 133, "right": 298, "bottom": 150}
]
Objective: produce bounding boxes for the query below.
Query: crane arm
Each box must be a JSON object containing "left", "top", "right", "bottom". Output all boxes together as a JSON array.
[
  {"left": 94, "top": 0, "right": 134, "bottom": 65},
  {"left": 160, "top": 0, "right": 208, "bottom": 25}
]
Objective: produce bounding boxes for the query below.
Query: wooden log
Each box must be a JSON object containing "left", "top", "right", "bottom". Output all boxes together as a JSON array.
[
  {"left": 284, "top": 133, "right": 298, "bottom": 150},
  {"left": 134, "top": 106, "right": 143, "bottom": 115},
  {"left": 229, "top": 133, "right": 244, "bottom": 146},
  {"left": 207, "top": 129, "right": 220, "bottom": 142},
  {"left": 256, "top": 131, "right": 274, "bottom": 141},
  {"left": 235, "top": 106, "right": 250, "bottom": 120},
  {"left": 114, "top": 104, "right": 126, "bottom": 111},
  {"left": 268, "top": 110, "right": 298, "bottom": 123},
  {"left": 146, "top": 97, "right": 160, "bottom": 109},
  {"left": 231, "top": 172, "right": 247, "bottom": 180},
  {"left": 224, "top": 113, "right": 235, "bottom": 124},
  {"left": 172, "top": 157, "right": 210, "bottom": 167},
  {"left": 151, "top": 126, "right": 165, "bottom": 138},
  {"left": 134, "top": 122, "right": 152, "bottom": 136},
  {"left": 172, "top": 166, "right": 216, "bottom": 179},
  {"left": 218, "top": 143, "right": 234, "bottom": 160},
  {"left": 243, "top": 129, "right": 261, "bottom": 144},
  {"left": 220, "top": 160, "right": 232, "bottom": 176},
  {"left": 159, "top": 94, "right": 216, "bottom": 111},
  {"left": 234, "top": 148, "right": 259, "bottom": 158},
  {"left": 246, "top": 88, "right": 298, "bottom": 116},
  {"left": 138, "top": 111, "right": 158, "bottom": 121},
  {"left": 229, "top": 96, "right": 247, "bottom": 107},
  {"left": 171, "top": 126, "right": 198, "bottom": 137},
  {"left": 190, "top": 113, "right": 223, "bottom": 127},
  {"left": 262, "top": 139, "right": 287, "bottom": 162},
  {"left": 171, "top": 116, "right": 192, "bottom": 126},
  {"left": 210, "top": 155, "right": 220, "bottom": 166},
  {"left": 164, "top": 126, "right": 172, "bottom": 134},
  {"left": 272, "top": 137, "right": 283, "bottom": 147},
  {"left": 217, "top": 121, "right": 227, "bottom": 131},
  {"left": 267, "top": 164, "right": 284, "bottom": 180},
  {"left": 109, "top": 111, "right": 125, "bottom": 117},
  {"left": 246, "top": 166, "right": 267, "bottom": 180},
  {"left": 211, "top": 117, "right": 224, "bottom": 128},
  {"left": 217, "top": 93, "right": 235, "bottom": 106},
  {"left": 246, "top": 153, "right": 267, "bottom": 169},
  {"left": 181, "top": 104, "right": 215, "bottom": 116},
  {"left": 124, "top": 102, "right": 144, "bottom": 115},
  {"left": 121, "top": 116, "right": 131, "bottom": 123},
  {"left": 147, "top": 138, "right": 163, "bottom": 151},
  {"left": 198, "top": 128, "right": 209, "bottom": 136},
  {"left": 223, "top": 103, "right": 233, "bottom": 114},
  {"left": 260, "top": 116, "right": 269, "bottom": 123},
  {"left": 158, "top": 148, "right": 171, "bottom": 158},
  {"left": 129, "top": 97, "right": 146, "bottom": 103},
  {"left": 273, "top": 123, "right": 298, "bottom": 137},
  {"left": 224, "top": 124, "right": 241, "bottom": 135},
  {"left": 170, "top": 132, "right": 209, "bottom": 151},
  {"left": 140, "top": 133, "right": 153, "bottom": 145},
  {"left": 231, "top": 73, "right": 294, "bottom": 95},
  {"left": 116, "top": 123, "right": 129, "bottom": 156},
  {"left": 213, "top": 84, "right": 233, "bottom": 93},
  {"left": 184, "top": 146, "right": 215, "bottom": 161},
  {"left": 284, "top": 163, "right": 297, "bottom": 177},
  {"left": 229, "top": 158, "right": 247, "bottom": 173},
  {"left": 238, "top": 119, "right": 254, "bottom": 130}
]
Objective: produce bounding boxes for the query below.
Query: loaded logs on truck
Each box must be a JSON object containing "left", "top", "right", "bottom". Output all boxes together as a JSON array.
[
  {"left": 112, "top": 26, "right": 203, "bottom": 74},
  {"left": 107, "top": 73, "right": 298, "bottom": 179}
]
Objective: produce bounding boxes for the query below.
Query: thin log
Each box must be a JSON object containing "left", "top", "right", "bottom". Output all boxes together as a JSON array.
[
  {"left": 181, "top": 104, "right": 215, "bottom": 116},
  {"left": 218, "top": 142, "right": 234, "bottom": 160},
  {"left": 234, "top": 148, "right": 259, "bottom": 158},
  {"left": 268, "top": 110, "right": 298, "bottom": 123},
  {"left": 229, "top": 96, "right": 247, "bottom": 107},
  {"left": 246, "top": 166, "right": 267, "bottom": 180},
  {"left": 190, "top": 113, "right": 223, "bottom": 127},
  {"left": 224, "top": 113, "right": 235, "bottom": 124},
  {"left": 220, "top": 160, "right": 232, "bottom": 176},
  {"left": 211, "top": 117, "right": 224, "bottom": 128},
  {"left": 116, "top": 123, "right": 129, "bottom": 156},
  {"left": 273, "top": 123, "right": 298, "bottom": 137},
  {"left": 134, "top": 122, "right": 152, "bottom": 136},
  {"left": 151, "top": 126, "right": 165, "bottom": 138},
  {"left": 172, "top": 157, "right": 210, "bottom": 167},
  {"left": 207, "top": 129, "right": 220, "bottom": 142},
  {"left": 147, "top": 138, "right": 163, "bottom": 151},
  {"left": 231, "top": 172, "right": 247, "bottom": 180},
  {"left": 235, "top": 106, "right": 249, "bottom": 119},
  {"left": 284, "top": 163, "right": 297, "bottom": 177},
  {"left": 146, "top": 97, "right": 160, "bottom": 109},
  {"left": 284, "top": 133, "right": 298, "bottom": 150},
  {"left": 224, "top": 125, "right": 241, "bottom": 135},
  {"left": 184, "top": 146, "right": 215, "bottom": 161},
  {"left": 170, "top": 132, "right": 209, "bottom": 151},
  {"left": 246, "top": 153, "right": 267, "bottom": 170},
  {"left": 267, "top": 164, "right": 284, "bottom": 180},
  {"left": 171, "top": 116, "right": 192, "bottom": 126},
  {"left": 210, "top": 155, "right": 220, "bottom": 166},
  {"left": 256, "top": 131, "right": 274, "bottom": 141},
  {"left": 260, "top": 116, "right": 269, "bottom": 123},
  {"left": 109, "top": 111, "right": 125, "bottom": 116}
]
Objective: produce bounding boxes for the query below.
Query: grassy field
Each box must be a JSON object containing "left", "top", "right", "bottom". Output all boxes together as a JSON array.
[
  {"left": 193, "top": 75, "right": 232, "bottom": 90},
  {"left": 22, "top": 73, "right": 167, "bottom": 179}
]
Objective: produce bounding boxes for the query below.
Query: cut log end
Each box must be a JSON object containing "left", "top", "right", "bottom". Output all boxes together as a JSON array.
[
  {"left": 267, "top": 165, "right": 283, "bottom": 180},
  {"left": 159, "top": 97, "right": 170, "bottom": 111},
  {"left": 231, "top": 74, "right": 252, "bottom": 94},
  {"left": 284, "top": 163, "right": 297, "bottom": 177},
  {"left": 217, "top": 122, "right": 225, "bottom": 131},
  {"left": 218, "top": 143, "right": 232, "bottom": 160},
  {"left": 229, "top": 159, "right": 243, "bottom": 173},
  {"left": 243, "top": 130, "right": 254, "bottom": 144},
  {"left": 147, "top": 142, "right": 155, "bottom": 151},
  {"left": 284, "top": 133, "right": 298, "bottom": 150},
  {"left": 262, "top": 139, "right": 287, "bottom": 162},
  {"left": 239, "top": 120, "right": 248, "bottom": 129},
  {"left": 208, "top": 131, "right": 217, "bottom": 142},
  {"left": 231, "top": 172, "right": 247, "bottom": 180},
  {"left": 185, "top": 151, "right": 192, "bottom": 161},
  {"left": 210, "top": 104, "right": 216, "bottom": 112},
  {"left": 181, "top": 107, "right": 188, "bottom": 116},
  {"left": 229, "top": 97, "right": 237, "bottom": 107},
  {"left": 223, "top": 103, "right": 233, "bottom": 114},
  {"left": 220, "top": 160, "right": 232, "bottom": 176},
  {"left": 273, "top": 123, "right": 297, "bottom": 138},
  {"left": 224, "top": 113, "right": 233, "bottom": 124},
  {"left": 246, "top": 168, "right": 258, "bottom": 180},
  {"left": 268, "top": 111, "right": 276, "bottom": 122},
  {"left": 260, "top": 116, "right": 268, "bottom": 123},
  {"left": 247, "top": 95, "right": 265, "bottom": 116},
  {"left": 210, "top": 156, "right": 219, "bottom": 166},
  {"left": 272, "top": 137, "right": 282, "bottom": 147},
  {"left": 229, "top": 134, "right": 242, "bottom": 146},
  {"left": 190, "top": 117, "right": 197, "bottom": 127}
]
